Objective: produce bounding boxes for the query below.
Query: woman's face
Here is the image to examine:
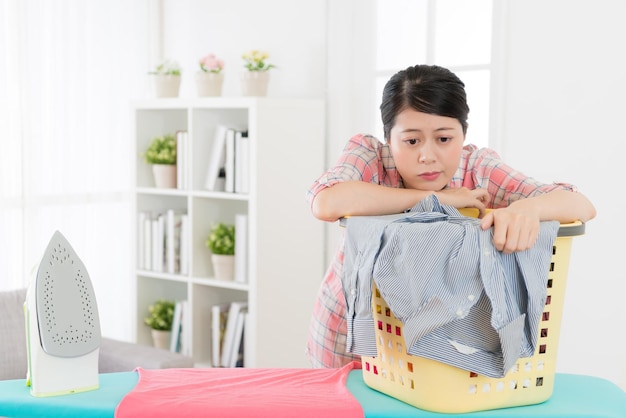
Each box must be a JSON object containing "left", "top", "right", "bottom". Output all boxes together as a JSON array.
[{"left": 389, "top": 108, "right": 465, "bottom": 191}]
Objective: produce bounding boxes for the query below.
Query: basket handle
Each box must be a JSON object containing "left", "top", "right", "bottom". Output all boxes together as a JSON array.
[{"left": 339, "top": 209, "right": 586, "bottom": 237}]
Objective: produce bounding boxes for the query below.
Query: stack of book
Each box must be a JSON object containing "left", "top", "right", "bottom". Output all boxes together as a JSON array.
[
  {"left": 212, "top": 301, "right": 248, "bottom": 367},
  {"left": 169, "top": 299, "right": 190, "bottom": 355},
  {"left": 204, "top": 124, "right": 250, "bottom": 194},
  {"left": 137, "top": 209, "right": 190, "bottom": 274}
]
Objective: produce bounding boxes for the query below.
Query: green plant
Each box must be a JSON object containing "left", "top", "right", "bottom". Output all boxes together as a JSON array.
[
  {"left": 144, "top": 299, "right": 175, "bottom": 331},
  {"left": 206, "top": 222, "right": 235, "bottom": 255},
  {"left": 143, "top": 133, "right": 177, "bottom": 165},
  {"left": 242, "top": 50, "right": 275, "bottom": 72},
  {"left": 149, "top": 59, "right": 182, "bottom": 76}
]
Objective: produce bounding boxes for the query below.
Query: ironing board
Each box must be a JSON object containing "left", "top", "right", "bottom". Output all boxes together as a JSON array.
[{"left": 0, "top": 370, "right": 624, "bottom": 418}]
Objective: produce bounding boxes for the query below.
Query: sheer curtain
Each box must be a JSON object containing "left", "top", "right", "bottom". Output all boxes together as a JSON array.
[{"left": 0, "top": 0, "right": 152, "bottom": 340}]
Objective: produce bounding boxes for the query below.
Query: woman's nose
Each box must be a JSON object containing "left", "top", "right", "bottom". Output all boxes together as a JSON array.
[{"left": 418, "top": 144, "right": 435, "bottom": 163}]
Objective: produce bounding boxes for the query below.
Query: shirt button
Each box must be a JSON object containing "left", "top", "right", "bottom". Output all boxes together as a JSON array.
[
  {"left": 468, "top": 294, "right": 475, "bottom": 301},
  {"left": 456, "top": 309, "right": 464, "bottom": 317},
  {"left": 351, "top": 289, "right": 356, "bottom": 296}
]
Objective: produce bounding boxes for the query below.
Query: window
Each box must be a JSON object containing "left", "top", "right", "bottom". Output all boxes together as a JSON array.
[
  {"left": 0, "top": 0, "right": 151, "bottom": 340},
  {"left": 374, "top": 0, "right": 493, "bottom": 147}
]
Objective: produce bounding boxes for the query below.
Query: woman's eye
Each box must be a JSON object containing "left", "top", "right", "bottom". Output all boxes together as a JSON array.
[
  {"left": 439, "top": 136, "right": 451, "bottom": 143},
  {"left": 406, "top": 138, "right": 418, "bottom": 145}
]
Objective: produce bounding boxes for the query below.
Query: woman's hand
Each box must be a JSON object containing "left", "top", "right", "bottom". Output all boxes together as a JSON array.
[
  {"left": 478, "top": 189, "right": 596, "bottom": 254},
  {"left": 479, "top": 203, "right": 541, "bottom": 254},
  {"left": 435, "top": 187, "right": 489, "bottom": 217}
]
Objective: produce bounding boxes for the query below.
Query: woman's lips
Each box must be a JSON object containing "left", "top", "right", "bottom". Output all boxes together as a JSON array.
[{"left": 419, "top": 171, "right": 441, "bottom": 181}]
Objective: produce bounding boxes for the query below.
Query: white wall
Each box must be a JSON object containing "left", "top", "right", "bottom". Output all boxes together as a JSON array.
[
  {"left": 160, "top": 0, "right": 625, "bottom": 388},
  {"left": 159, "top": 0, "right": 327, "bottom": 100},
  {"left": 494, "top": 0, "right": 626, "bottom": 389}
]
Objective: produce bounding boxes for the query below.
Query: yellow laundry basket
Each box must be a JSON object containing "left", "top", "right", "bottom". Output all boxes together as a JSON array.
[{"left": 360, "top": 211, "right": 585, "bottom": 413}]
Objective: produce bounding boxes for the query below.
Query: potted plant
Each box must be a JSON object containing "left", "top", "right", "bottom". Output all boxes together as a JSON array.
[
  {"left": 149, "top": 58, "right": 182, "bottom": 98},
  {"left": 143, "top": 133, "right": 177, "bottom": 188},
  {"left": 144, "top": 299, "right": 175, "bottom": 349},
  {"left": 240, "top": 50, "right": 276, "bottom": 96},
  {"left": 196, "top": 53, "right": 225, "bottom": 97},
  {"left": 206, "top": 222, "right": 235, "bottom": 280}
]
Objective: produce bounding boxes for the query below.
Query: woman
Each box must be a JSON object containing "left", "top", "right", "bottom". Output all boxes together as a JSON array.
[{"left": 305, "top": 64, "right": 595, "bottom": 368}]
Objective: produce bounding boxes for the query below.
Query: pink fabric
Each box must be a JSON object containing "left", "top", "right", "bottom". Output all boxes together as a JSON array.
[{"left": 115, "top": 361, "right": 364, "bottom": 418}]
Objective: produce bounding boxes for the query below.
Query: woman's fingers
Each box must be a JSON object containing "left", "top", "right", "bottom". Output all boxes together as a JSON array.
[{"left": 480, "top": 209, "right": 540, "bottom": 253}]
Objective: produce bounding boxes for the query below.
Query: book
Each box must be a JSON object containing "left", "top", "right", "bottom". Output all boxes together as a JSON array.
[
  {"left": 183, "top": 130, "right": 189, "bottom": 188},
  {"left": 229, "top": 309, "right": 247, "bottom": 367},
  {"left": 180, "top": 300, "right": 191, "bottom": 356},
  {"left": 179, "top": 214, "right": 190, "bottom": 275},
  {"left": 150, "top": 216, "right": 158, "bottom": 272},
  {"left": 143, "top": 214, "right": 152, "bottom": 271},
  {"left": 220, "top": 301, "right": 248, "bottom": 367},
  {"left": 169, "top": 300, "right": 185, "bottom": 352},
  {"left": 166, "top": 209, "right": 183, "bottom": 274},
  {"left": 211, "top": 303, "right": 231, "bottom": 367},
  {"left": 242, "top": 311, "right": 251, "bottom": 368},
  {"left": 137, "top": 212, "right": 146, "bottom": 270},
  {"left": 204, "top": 125, "right": 228, "bottom": 191},
  {"left": 176, "top": 130, "right": 188, "bottom": 190},
  {"left": 152, "top": 214, "right": 165, "bottom": 272},
  {"left": 234, "top": 130, "right": 250, "bottom": 194},
  {"left": 224, "top": 128, "right": 236, "bottom": 193},
  {"left": 234, "top": 213, "right": 248, "bottom": 283},
  {"left": 151, "top": 217, "right": 158, "bottom": 271}
]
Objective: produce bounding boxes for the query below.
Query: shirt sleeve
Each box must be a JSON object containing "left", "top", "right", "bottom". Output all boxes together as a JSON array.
[
  {"left": 464, "top": 147, "right": 578, "bottom": 208},
  {"left": 306, "top": 134, "right": 389, "bottom": 208}
]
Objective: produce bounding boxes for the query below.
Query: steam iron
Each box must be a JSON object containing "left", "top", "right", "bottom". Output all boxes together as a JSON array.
[{"left": 24, "top": 230, "right": 101, "bottom": 397}]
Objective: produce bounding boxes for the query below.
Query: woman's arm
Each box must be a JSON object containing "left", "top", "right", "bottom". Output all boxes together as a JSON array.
[
  {"left": 312, "top": 181, "right": 426, "bottom": 221},
  {"left": 512, "top": 189, "right": 596, "bottom": 223},
  {"left": 312, "top": 181, "right": 489, "bottom": 222},
  {"left": 480, "top": 189, "right": 596, "bottom": 254}
]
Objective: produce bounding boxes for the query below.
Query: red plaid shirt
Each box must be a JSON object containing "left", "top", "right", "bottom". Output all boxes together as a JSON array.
[{"left": 305, "top": 134, "right": 574, "bottom": 368}]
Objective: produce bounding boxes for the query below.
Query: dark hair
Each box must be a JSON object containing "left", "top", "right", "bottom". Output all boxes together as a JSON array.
[{"left": 380, "top": 64, "right": 469, "bottom": 140}]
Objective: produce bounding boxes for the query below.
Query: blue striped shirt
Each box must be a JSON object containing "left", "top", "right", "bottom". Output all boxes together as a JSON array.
[{"left": 342, "top": 195, "right": 559, "bottom": 378}]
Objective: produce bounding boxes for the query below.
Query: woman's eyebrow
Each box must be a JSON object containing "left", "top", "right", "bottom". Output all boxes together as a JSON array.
[{"left": 400, "top": 126, "right": 456, "bottom": 134}]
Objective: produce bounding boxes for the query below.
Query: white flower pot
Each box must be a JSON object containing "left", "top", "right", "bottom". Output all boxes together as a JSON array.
[
  {"left": 196, "top": 71, "right": 224, "bottom": 97},
  {"left": 212, "top": 254, "right": 235, "bottom": 281},
  {"left": 151, "top": 329, "right": 171, "bottom": 350},
  {"left": 152, "top": 74, "right": 181, "bottom": 98},
  {"left": 241, "top": 71, "right": 270, "bottom": 96},
  {"left": 152, "top": 164, "right": 177, "bottom": 188}
]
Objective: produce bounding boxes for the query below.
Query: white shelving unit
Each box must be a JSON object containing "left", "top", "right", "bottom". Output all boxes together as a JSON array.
[{"left": 131, "top": 97, "right": 325, "bottom": 368}]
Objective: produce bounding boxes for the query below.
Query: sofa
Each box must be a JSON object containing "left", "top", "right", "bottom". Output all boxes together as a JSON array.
[{"left": 0, "top": 288, "right": 194, "bottom": 380}]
